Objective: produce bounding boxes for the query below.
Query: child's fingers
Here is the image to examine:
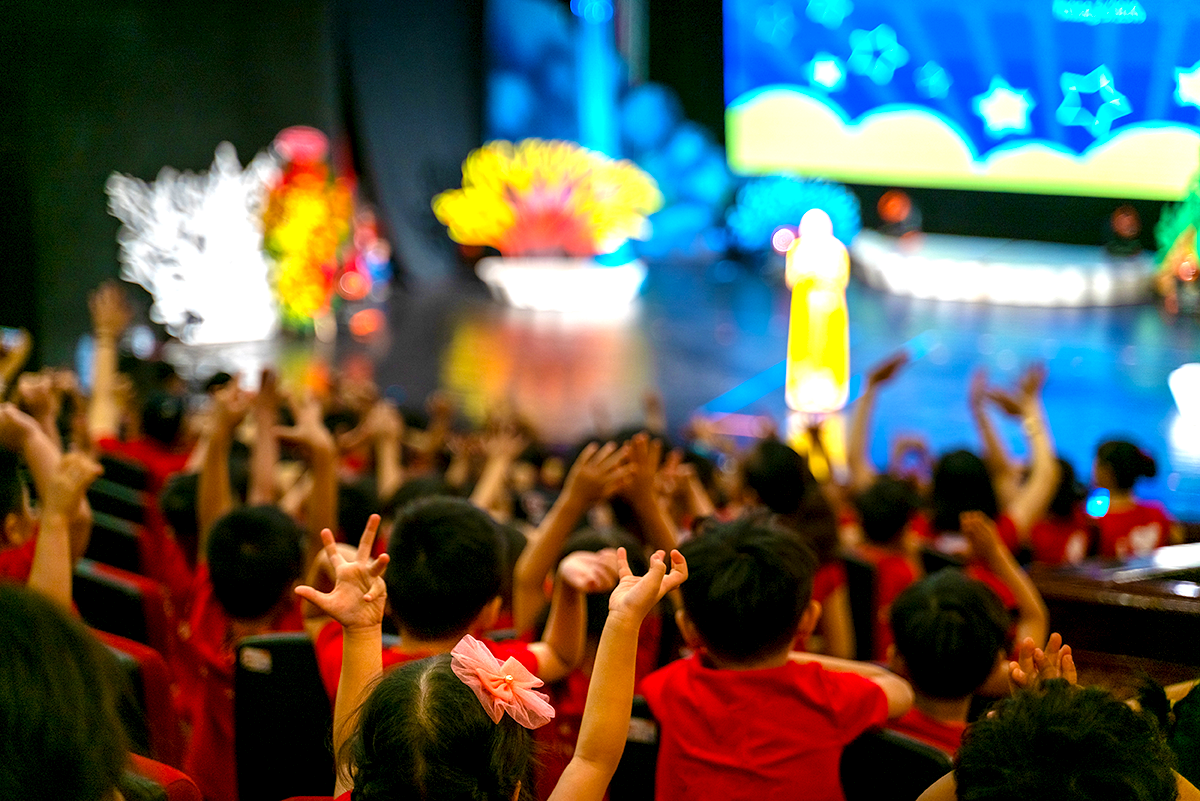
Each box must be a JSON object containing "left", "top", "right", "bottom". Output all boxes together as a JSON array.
[
  {"left": 660, "top": 551, "right": 688, "bottom": 594},
  {"left": 368, "top": 553, "right": 390, "bottom": 578},
  {"left": 616, "top": 546, "right": 631, "bottom": 580},
  {"left": 1008, "top": 662, "right": 1029, "bottom": 688},
  {"left": 318, "top": 528, "right": 340, "bottom": 562},
  {"left": 357, "top": 514, "right": 382, "bottom": 560},
  {"left": 1060, "top": 648, "right": 1077, "bottom": 685}
]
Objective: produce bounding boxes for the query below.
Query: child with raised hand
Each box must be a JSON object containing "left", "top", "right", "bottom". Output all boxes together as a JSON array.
[
  {"left": 643, "top": 517, "right": 913, "bottom": 801},
  {"left": 297, "top": 515, "right": 687, "bottom": 801}
]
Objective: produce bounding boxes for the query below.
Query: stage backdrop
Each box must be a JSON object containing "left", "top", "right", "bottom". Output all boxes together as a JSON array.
[{"left": 726, "top": 0, "right": 1200, "bottom": 201}]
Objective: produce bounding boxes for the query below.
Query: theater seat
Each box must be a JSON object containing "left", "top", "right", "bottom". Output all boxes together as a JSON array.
[
  {"left": 87, "top": 476, "right": 150, "bottom": 525},
  {"left": 74, "top": 558, "right": 173, "bottom": 658},
  {"left": 85, "top": 510, "right": 145, "bottom": 574},
  {"left": 842, "top": 553, "right": 877, "bottom": 662},
  {"left": 609, "top": 695, "right": 658, "bottom": 801},
  {"left": 99, "top": 452, "right": 151, "bottom": 492},
  {"left": 96, "top": 630, "right": 183, "bottom": 768},
  {"left": 124, "top": 753, "right": 202, "bottom": 801},
  {"left": 235, "top": 632, "right": 335, "bottom": 801},
  {"left": 840, "top": 728, "right": 953, "bottom": 801}
]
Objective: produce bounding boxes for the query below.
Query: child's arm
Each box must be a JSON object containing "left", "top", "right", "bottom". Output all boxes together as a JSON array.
[
  {"left": 16, "top": 372, "right": 63, "bottom": 452},
  {"left": 619, "top": 432, "right": 680, "bottom": 554},
  {"left": 293, "top": 515, "right": 389, "bottom": 799},
  {"left": 275, "top": 395, "right": 338, "bottom": 561},
  {"left": 86, "top": 283, "right": 131, "bottom": 443},
  {"left": 247, "top": 370, "right": 280, "bottom": 506},
  {"left": 991, "top": 365, "right": 1060, "bottom": 539},
  {"left": 27, "top": 452, "right": 103, "bottom": 608},
  {"left": 788, "top": 652, "right": 914, "bottom": 718},
  {"left": 512, "top": 441, "right": 628, "bottom": 633},
  {"left": 196, "top": 383, "right": 252, "bottom": 563},
  {"left": 969, "top": 368, "right": 1020, "bottom": 508},
  {"left": 468, "top": 427, "right": 527, "bottom": 521},
  {"left": 961, "top": 511, "right": 1049, "bottom": 650},
  {"left": 548, "top": 548, "right": 688, "bottom": 801},
  {"left": 847, "top": 353, "right": 907, "bottom": 493}
]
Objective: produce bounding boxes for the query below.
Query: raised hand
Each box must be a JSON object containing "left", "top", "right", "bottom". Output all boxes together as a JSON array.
[
  {"left": 961, "top": 510, "right": 1005, "bottom": 561},
  {"left": 608, "top": 547, "right": 687, "bottom": 625},
  {"left": 275, "top": 394, "right": 336, "bottom": 458},
  {"left": 89, "top": 282, "right": 132, "bottom": 340},
  {"left": 1009, "top": 632, "right": 1077, "bottom": 691},
  {"left": 621, "top": 431, "right": 664, "bottom": 504},
  {"left": 43, "top": 452, "right": 104, "bottom": 517},
  {"left": 559, "top": 548, "right": 620, "bottom": 595},
  {"left": 867, "top": 352, "right": 909, "bottom": 390},
  {"left": 211, "top": 381, "right": 254, "bottom": 435},
  {"left": 562, "top": 441, "right": 630, "bottom": 508},
  {"left": 0, "top": 403, "right": 36, "bottom": 451},
  {"left": 294, "top": 515, "right": 390, "bottom": 632}
]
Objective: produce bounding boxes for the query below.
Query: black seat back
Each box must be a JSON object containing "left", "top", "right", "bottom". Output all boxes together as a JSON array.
[
  {"left": 840, "top": 728, "right": 953, "bottom": 801},
  {"left": 609, "top": 696, "right": 658, "bottom": 801},
  {"left": 842, "top": 553, "right": 877, "bottom": 662}
]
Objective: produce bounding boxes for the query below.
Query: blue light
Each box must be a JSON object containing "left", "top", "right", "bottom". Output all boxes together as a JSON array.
[
  {"left": 571, "top": 0, "right": 613, "bottom": 23},
  {"left": 1086, "top": 488, "right": 1111, "bottom": 518}
]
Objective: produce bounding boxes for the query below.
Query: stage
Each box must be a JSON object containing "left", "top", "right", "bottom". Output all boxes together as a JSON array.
[{"left": 349, "top": 251, "right": 1200, "bottom": 522}]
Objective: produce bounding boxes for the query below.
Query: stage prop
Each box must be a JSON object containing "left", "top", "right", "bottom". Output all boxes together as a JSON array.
[
  {"left": 106, "top": 143, "right": 281, "bottom": 346},
  {"left": 853, "top": 230, "right": 1156, "bottom": 306},
  {"left": 784, "top": 209, "right": 850, "bottom": 414},
  {"left": 726, "top": 175, "right": 861, "bottom": 258},
  {"left": 1156, "top": 167, "right": 1200, "bottom": 313},
  {"left": 432, "top": 138, "right": 662, "bottom": 314}
]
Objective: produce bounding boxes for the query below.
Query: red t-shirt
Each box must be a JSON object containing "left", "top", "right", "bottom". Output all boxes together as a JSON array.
[
  {"left": 1095, "top": 502, "right": 1171, "bottom": 560},
  {"left": 852, "top": 543, "right": 920, "bottom": 661},
  {"left": 641, "top": 654, "right": 890, "bottom": 801},
  {"left": 886, "top": 707, "right": 966, "bottom": 757},
  {"left": 1030, "top": 510, "right": 1091, "bottom": 566},
  {"left": 0, "top": 536, "right": 36, "bottom": 583},
  {"left": 314, "top": 619, "right": 541, "bottom": 702},
  {"left": 178, "top": 563, "right": 303, "bottom": 801},
  {"left": 97, "top": 437, "right": 191, "bottom": 497}
]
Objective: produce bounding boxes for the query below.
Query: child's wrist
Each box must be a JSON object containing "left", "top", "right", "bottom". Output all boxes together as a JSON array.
[{"left": 342, "top": 623, "right": 382, "bottom": 641}]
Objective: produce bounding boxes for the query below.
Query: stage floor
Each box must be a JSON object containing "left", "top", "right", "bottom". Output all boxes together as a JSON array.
[{"left": 364, "top": 257, "right": 1200, "bottom": 521}]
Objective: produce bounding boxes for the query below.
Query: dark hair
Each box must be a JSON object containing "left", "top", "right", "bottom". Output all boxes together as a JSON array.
[
  {"left": 160, "top": 472, "right": 200, "bottom": 566},
  {"left": 207, "top": 505, "right": 305, "bottom": 620},
  {"left": 1097, "top": 440, "right": 1157, "bottom": 491},
  {"left": 855, "top": 476, "right": 919, "bottom": 545},
  {"left": 955, "top": 681, "right": 1178, "bottom": 801},
  {"left": 931, "top": 450, "right": 998, "bottom": 533},
  {"left": 386, "top": 497, "right": 503, "bottom": 640},
  {"left": 497, "top": 522, "right": 528, "bottom": 614},
  {"left": 0, "top": 448, "right": 24, "bottom": 522},
  {"left": 890, "top": 570, "right": 1008, "bottom": 699},
  {"left": 1049, "top": 458, "right": 1088, "bottom": 520},
  {"left": 741, "top": 439, "right": 815, "bottom": 515},
  {"left": 345, "top": 654, "right": 535, "bottom": 801},
  {"left": 0, "top": 583, "right": 129, "bottom": 801},
  {"left": 382, "top": 475, "right": 459, "bottom": 519},
  {"left": 140, "top": 391, "right": 185, "bottom": 447},
  {"left": 679, "top": 517, "right": 817, "bottom": 663},
  {"left": 338, "top": 478, "right": 379, "bottom": 547}
]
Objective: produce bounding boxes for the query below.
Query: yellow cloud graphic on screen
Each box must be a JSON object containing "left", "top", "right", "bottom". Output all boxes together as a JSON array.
[{"left": 727, "top": 87, "right": 1199, "bottom": 201}]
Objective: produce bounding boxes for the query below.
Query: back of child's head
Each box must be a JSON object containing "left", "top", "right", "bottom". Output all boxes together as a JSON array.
[
  {"left": 207, "top": 505, "right": 305, "bottom": 620},
  {"left": 1097, "top": 439, "right": 1157, "bottom": 491},
  {"left": 140, "top": 390, "right": 186, "bottom": 447},
  {"left": 741, "top": 439, "right": 814, "bottom": 515},
  {"left": 1049, "top": 458, "right": 1087, "bottom": 520},
  {"left": 890, "top": 570, "right": 1008, "bottom": 699},
  {"left": 855, "top": 476, "right": 919, "bottom": 545},
  {"left": 931, "top": 449, "right": 998, "bottom": 533},
  {"left": 679, "top": 517, "right": 818, "bottom": 664},
  {"left": 386, "top": 496, "right": 503, "bottom": 640},
  {"left": 338, "top": 477, "right": 378, "bottom": 547},
  {"left": 955, "top": 680, "right": 1177, "bottom": 801},
  {"left": 382, "top": 475, "right": 459, "bottom": 519},
  {"left": 345, "top": 654, "right": 535, "bottom": 801},
  {"left": 0, "top": 583, "right": 128, "bottom": 801}
]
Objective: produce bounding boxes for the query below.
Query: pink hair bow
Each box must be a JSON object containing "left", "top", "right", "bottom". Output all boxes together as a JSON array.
[{"left": 450, "top": 635, "right": 556, "bottom": 729}]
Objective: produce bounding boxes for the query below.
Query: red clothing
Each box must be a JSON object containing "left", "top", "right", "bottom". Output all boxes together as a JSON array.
[
  {"left": 178, "top": 563, "right": 303, "bottom": 801},
  {"left": 641, "top": 654, "right": 890, "bottom": 801},
  {"left": 1095, "top": 502, "right": 1171, "bottom": 560},
  {"left": 97, "top": 436, "right": 191, "bottom": 497},
  {"left": 813, "top": 561, "right": 846, "bottom": 605},
  {"left": 852, "top": 543, "right": 920, "bottom": 661},
  {"left": 314, "top": 619, "right": 541, "bottom": 702},
  {"left": 1031, "top": 510, "right": 1091, "bottom": 566},
  {"left": 887, "top": 707, "right": 966, "bottom": 757},
  {"left": 0, "top": 536, "right": 36, "bottom": 583},
  {"left": 913, "top": 512, "right": 1020, "bottom": 553}
]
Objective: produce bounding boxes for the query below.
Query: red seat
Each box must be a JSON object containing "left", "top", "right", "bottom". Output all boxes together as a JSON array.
[
  {"left": 74, "top": 559, "right": 174, "bottom": 663},
  {"left": 127, "top": 753, "right": 202, "bottom": 801},
  {"left": 95, "top": 630, "right": 183, "bottom": 769}
]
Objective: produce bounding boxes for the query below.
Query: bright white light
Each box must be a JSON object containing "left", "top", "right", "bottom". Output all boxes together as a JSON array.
[
  {"left": 1169, "top": 363, "right": 1200, "bottom": 417},
  {"left": 476, "top": 258, "right": 646, "bottom": 320},
  {"left": 107, "top": 142, "right": 280, "bottom": 345},
  {"left": 799, "top": 208, "right": 833, "bottom": 238},
  {"left": 772, "top": 227, "right": 797, "bottom": 253}
]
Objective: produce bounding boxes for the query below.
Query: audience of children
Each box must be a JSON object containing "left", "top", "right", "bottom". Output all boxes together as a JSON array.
[{"left": 1, "top": 278, "right": 1195, "bottom": 801}]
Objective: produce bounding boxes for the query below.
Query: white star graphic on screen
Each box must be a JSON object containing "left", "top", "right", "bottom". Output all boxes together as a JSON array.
[
  {"left": 1176, "top": 60, "right": 1200, "bottom": 109},
  {"left": 973, "top": 77, "right": 1035, "bottom": 137},
  {"left": 807, "top": 53, "right": 847, "bottom": 91}
]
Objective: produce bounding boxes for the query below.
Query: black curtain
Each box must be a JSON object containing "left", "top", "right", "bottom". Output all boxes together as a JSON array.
[{"left": 334, "top": 0, "right": 486, "bottom": 285}]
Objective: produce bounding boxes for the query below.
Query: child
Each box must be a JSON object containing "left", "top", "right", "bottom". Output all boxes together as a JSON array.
[
  {"left": 886, "top": 569, "right": 1011, "bottom": 755},
  {"left": 641, "top": 517, "right": 913, "bottom": 801},
  {"left": 1093, "top": 439, "right": 1176, "bottom": 558},
  {"left": 852, "top": 476, "right": 922, "bottom": 660},
  {"left": 296, "top": 516, "right": 687, "bottom": 801},
  {"left": 1029, "top": 458, "right": 1090, "bottom": 566},
  {"left": 307, "top": 496, "right": 588, "bottom": 700}
]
